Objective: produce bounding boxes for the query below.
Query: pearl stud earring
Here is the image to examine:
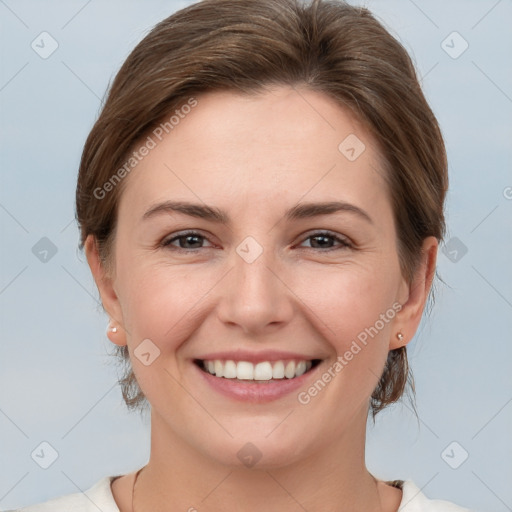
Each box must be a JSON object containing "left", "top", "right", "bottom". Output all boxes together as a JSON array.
[
  {"left": 397, "top": 332, "right": 404, "bottom": 342},
  {"left": 107, "top": 321, "right": 118, "bottom": 334}
]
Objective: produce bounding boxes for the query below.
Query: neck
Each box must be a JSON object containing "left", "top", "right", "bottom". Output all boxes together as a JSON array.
[{"left": 133, "top": 406, "right": 394, "bottom": 512}]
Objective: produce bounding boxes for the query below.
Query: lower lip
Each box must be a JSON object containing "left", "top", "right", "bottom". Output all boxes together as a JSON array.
[{"left": 194, "top": 362, "right": 321, "bottom": 403}]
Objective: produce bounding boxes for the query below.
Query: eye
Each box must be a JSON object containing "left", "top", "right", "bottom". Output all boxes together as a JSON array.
[
  {"left": 161, "top": 231, "right": 214, "bottom": 251},
  {"left": 298, "top": 231, "right": 352, "bottom": 251},
  {"left": 161, "top": 230, "right": 352, "bottom": 253}
]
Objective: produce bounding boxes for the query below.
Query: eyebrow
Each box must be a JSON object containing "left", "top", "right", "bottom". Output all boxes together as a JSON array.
[{"left": 142, "top": 200, "right": 373, "bottom": 225}]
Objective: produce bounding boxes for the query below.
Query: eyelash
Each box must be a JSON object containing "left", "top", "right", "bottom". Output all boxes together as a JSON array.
[{"left": 161, "top": 230, "right": 353, "bottom": 253}]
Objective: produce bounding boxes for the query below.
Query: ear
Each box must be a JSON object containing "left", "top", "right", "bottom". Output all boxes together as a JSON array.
[
  {"left": 84, "top": 234, "right": 127, "bottom": 347},
  {"left": 390, "top": 236, "right": 438, "bottom": 349}
]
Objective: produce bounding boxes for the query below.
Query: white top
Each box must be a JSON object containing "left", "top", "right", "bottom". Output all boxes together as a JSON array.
[{"left": 7, "top": 476, "right": 473, "bottom": 512}]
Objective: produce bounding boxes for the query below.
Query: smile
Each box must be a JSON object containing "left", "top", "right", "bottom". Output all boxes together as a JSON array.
[{"left": 195, "top": 359, "right": 322, "bottom": 382}]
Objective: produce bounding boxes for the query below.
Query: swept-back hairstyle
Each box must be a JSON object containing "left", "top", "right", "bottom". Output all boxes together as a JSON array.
[{"left": 76, "top": 0, "right": 447, "bottom": 417}]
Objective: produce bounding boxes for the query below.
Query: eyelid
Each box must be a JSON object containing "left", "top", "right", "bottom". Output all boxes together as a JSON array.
[
  {"left": 161, "top": 230, "right": 216, "bottom": 250},
  {"left": 161, "top": 229, "right": 352, "bottom": 252},
  {"left": 296, "top": 230, "right": 353, "bottom": 250}
]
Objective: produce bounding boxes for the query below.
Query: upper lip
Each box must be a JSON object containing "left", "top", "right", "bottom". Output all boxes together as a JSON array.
[{"left": 194, "top": 350, "right": 323, "bottom": 363}]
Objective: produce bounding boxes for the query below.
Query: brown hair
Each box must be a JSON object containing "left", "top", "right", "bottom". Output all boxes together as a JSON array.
[{"left": 75, "top": 0, "right": 447, "bottom": 417}]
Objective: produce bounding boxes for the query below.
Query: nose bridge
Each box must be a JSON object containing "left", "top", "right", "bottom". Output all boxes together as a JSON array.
[
  {"left": 234, "top": 242, "right": 276, "bottom": 297},
  {"left": 217, "top": 235, "right": 292, "bottom": 333}
]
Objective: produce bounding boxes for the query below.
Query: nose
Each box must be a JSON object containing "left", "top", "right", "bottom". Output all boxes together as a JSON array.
[{"left": 216, "top": 244, "right": 294, "bottom": 335}]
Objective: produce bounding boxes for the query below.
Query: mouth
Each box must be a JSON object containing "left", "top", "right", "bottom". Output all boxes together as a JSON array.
[{"left": 194, "top": 358, "right": 323, "bottom": 383}]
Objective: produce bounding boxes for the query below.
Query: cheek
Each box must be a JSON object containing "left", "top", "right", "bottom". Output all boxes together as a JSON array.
[
  {"left": 117, "top": 259, "right": 224, "bottom": 350},
  {"left": 293, "top": 264, "right": 399, "bottom": 396},
  {"left": 116, "top": 263, "right": 214, "bottom": 403},
  {"left": 119, "top": 250, "right": 400, "bottom": 352},
  {"left": 297, "top": 263, "right": 399, "bottom": 343}
]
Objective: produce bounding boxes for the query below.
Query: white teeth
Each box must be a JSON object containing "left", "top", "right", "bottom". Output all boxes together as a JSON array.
[
  {"left": 272, "top": 361, "right": 285, "bottom": 379},
  {"left": 295, "top": 360, "right": 307, "bottom": 377},
  {"left": 214, "top": 360, "right": 224, "bottom": 378},
  {"left": 284, "top": 361, "right": 295, "bottom": 379},
  {"left": 224, "top": 360, "right": 237, "bottom": 378},
  {"left": 237, "top": 361, "right": 254, "bottom": 380},
  {"left": 202, "top": 359, "right": 315, "bottom": 380},
  {"left": 254, "top": 362, "right": 273, "bottom": 380}
]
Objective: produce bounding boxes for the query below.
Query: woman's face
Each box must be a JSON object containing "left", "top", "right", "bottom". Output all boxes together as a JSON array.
[{"left": 89, "top": 85, "right": 434, "bottom": 468}]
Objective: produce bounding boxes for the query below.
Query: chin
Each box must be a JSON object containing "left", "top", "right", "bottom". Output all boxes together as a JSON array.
[
  {"left": 199, "top": 423, "right": 313, "bottom": 470},
  {"left": 215, "top": 440, "right": 306, "bottom": 470}
]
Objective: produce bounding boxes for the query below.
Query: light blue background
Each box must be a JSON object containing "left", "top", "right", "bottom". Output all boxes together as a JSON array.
[{"left": 1, "top": 1, "right": 511, "bottom": 510}]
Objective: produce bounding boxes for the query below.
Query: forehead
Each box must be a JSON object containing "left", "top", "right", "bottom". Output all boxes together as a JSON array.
[{"left": 118, "top": 86, "right": 390, "bottom": 223}]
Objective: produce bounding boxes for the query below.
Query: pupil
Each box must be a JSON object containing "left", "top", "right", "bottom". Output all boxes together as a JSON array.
[
  {"left": 313, "top": 235, "right": 330, "bottom": 248},
  {"left": 184, "top": 235, "right": 201, "bottom": 248}
]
